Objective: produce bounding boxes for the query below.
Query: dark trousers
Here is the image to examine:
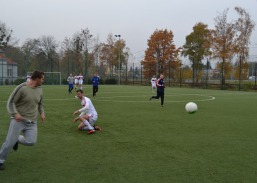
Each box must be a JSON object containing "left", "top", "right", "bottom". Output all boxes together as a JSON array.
[
  {"left": 151, "top": 92, "right": 164, "bottom": 105},
  {"left": 93, "top": 86, "right": 98, "bottom": 96}
]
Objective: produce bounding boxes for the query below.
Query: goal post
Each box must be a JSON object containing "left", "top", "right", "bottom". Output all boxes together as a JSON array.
[{"left": 27, "top": 72, "right": 62, "bottom": 85}]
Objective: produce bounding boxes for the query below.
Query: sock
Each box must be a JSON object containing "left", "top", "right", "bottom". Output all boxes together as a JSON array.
[{"left": 83, "top": 120, "right": 94, "bottom": 130}]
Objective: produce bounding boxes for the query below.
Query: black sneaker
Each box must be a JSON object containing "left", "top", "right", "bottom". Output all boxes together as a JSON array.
[
  {"left": 13, "top": 142, "right": 19, "bottom": 151},
  {"left": 94, "top": 125, "right": 102, "bottom": 131},
  {"left": 0, "top": 163, "right": 4, "bottom": 170},
  {"left": 149, "top": 97, "right": 152, "bottom": 101}
]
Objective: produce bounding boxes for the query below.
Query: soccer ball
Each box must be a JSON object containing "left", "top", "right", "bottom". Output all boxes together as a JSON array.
[{"left": 185, "top": 102, "right": 198, "bottom": 114}]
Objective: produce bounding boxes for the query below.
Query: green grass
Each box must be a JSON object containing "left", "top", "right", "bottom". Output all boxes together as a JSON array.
[{"left": 1, "top": 85, "right": 257, "bottom": 183}]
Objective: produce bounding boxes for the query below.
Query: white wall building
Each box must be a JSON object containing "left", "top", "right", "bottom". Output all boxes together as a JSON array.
[{"left": 0, "top": 52, "right": 18, "bottom": 85}]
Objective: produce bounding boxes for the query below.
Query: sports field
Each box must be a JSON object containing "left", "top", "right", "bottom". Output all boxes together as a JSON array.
[{"left": 0, "top": 85, "right": 257, "bottom": 183}]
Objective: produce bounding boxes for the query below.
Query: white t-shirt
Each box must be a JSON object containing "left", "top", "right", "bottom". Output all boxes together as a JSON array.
[
  {"left": 78, "top": 96, "right": 98, "bottom": 117},
  {"left": 151, "top": 77, "right": 157, "bottom": 87},
  {"left": 26, "top": 75, "right": 31, "bottom": 82},
  {"left": 78, "top": 75, "right": 84, "bottom": 84},
  {"left": 74, "top": 76, "right": 79, "bottom": 84}
]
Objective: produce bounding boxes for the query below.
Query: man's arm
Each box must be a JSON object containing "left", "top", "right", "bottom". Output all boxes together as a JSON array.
[
  {"left": 73, "top": 98, "right": 89, "bottom": 115},
  {"left": 38, "top": 96, "right": 45, "bottom": 122},
  {"left": 6, "top": 83, "right": 26, "bottom": 118}
]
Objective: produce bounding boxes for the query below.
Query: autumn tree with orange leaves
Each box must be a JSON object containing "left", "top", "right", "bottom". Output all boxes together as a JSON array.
[{"left": 141, "top": 29, "right": 180, "bottom": 80}]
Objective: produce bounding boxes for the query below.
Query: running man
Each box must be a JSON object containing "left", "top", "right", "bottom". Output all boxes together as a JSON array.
[
  {"left": 0, "top": 70, "right": 45, "bottom": 170},
  {"left": 149, "top": 73, "right": 165, "bottom": 107}
]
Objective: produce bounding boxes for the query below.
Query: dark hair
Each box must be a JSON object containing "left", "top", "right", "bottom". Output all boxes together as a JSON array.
[
  {"left": 31, "top": 71, "right": 44, "bottom": 80},
  {"left": 76, "top": 89, "right": 83, "bottom": 94}
]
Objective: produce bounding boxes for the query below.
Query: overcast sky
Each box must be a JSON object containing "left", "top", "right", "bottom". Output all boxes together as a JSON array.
[{"left": 1, "top": 0, "right": 257, "bottom": 64}]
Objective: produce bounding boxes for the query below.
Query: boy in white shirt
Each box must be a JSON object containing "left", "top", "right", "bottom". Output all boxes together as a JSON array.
[
  {"left": 78, "top": 73, "right": 84, "bottom": 90},
  {"left": 74, "top": 75, "right": 79, "bottom": 89},
  {"left": 73, "top": 89, "right": 101, "bottom": 134},
  {"left": 26, "top": 74, "right": 31, "bottom": 82},
  {"left": 151, "top": 75, "right": 157, "bottom": 93}
]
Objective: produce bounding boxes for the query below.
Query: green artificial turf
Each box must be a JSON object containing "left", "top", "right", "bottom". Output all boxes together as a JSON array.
[{"left": 0, "top": 85, "right": 257, "bottom": 183}]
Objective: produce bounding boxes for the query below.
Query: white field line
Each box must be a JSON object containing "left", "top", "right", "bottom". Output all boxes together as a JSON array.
[
  {"left": 0, "top": 93, "right": 215, "bottom": 103},
  {"left": 92, "top": 94, "right": 215, "bottom": 103}
]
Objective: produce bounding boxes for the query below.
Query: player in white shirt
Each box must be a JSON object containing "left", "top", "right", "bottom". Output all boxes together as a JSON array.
[
  {"left": 78, "top": 73, "right": 84, "bottom": 90},
  {"left": 74, "top": 75, "right": 79, "bottom": 89},
  {"left": 73, "top": 89, "right": 101, "bottom": 134},
  {"left": 151, "top": 75, "right": 157, "bottom": 93},
  {"left": 26, "top": 74, "right": 31, "bottom": 82}
]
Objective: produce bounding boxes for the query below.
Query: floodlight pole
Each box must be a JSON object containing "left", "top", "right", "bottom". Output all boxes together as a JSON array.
[
  {"left": 254, "top": 62, "right": 257, "bottom": 91},
  {"left": 141, "top": 63, "right": 142, "bottom": 85},
  {"left": 0, "top": 49, "right": 3, "bottom": 85},
  {"left": 206, "top": 58, "right": 209, "bottom": 89},
  {"left": 115, "top": 34, "right": 121, "bottom": 85}
]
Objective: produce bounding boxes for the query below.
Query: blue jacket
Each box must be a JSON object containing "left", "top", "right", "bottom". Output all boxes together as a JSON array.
[{"left": 91, "top": 76, "right": 100, "bottom": 86}]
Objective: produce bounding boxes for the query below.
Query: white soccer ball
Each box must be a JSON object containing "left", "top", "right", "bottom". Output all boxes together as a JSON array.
[{"left": 185, "top": 102, "right": 198, "bottom": 114}]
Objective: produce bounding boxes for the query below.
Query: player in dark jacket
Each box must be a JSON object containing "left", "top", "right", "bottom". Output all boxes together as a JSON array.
[
  {"left": 91, "top": 73, "right": 100, "bottom": 97},
  {"left": 149, "top": 73, "right": 165, "bottom": 107}
]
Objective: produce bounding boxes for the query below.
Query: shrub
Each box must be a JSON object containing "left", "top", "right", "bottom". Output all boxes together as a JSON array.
[{"left": 105, "top": 78, "right": 117, "bottom": 84}]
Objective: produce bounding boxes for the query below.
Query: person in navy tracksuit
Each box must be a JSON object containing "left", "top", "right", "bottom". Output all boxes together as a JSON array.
[
  {"left": 149, "top": 73, "right": 165, "bottom": 107},
  {"left": 91, "top": 73, "right": 100, "bottom": 97}
]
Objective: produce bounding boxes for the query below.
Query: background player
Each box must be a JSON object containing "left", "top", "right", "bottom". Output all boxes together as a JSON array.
[
  {"left": 78, "top": 73, "right": 84, "bottom": 90},
  {"left": 151, "top": 75, "right": 157, "bottom": 93},
  {"left": 74, "top": 74, "right": 79, "bottom": 89},
  {"left": 26, "top": 73, "right": 31, "bottom": 82},
  {"left": 67, "top": 73, "right": 74, "bottom": 94},
  {"left": 91, "top": 73, "right": 100, "bottom": 97}
]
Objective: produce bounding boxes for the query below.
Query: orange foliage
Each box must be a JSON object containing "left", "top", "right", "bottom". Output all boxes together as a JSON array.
[{"left": 142, "top": 29, "right": 180, "bottom": 79}]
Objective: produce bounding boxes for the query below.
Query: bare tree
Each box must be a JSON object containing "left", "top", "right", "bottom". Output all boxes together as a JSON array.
[
  {"left": 234, "top": 7, "right": 255, "bottom": 89},
  {"left": 37, "top": 35, "right": 59, "bottom": 72},
  {"left": 61, "top": 37, "right": 73, "bottom": 75},
  {"left": 99, "top": 34, "right": 116, "bottom": 77},
  {"left": 211, "top": 9, "right": 237, "bottom": 89},
  {"left": 0, "top": 21, "right": 13, "bottom": 49},
  {"left": 21, "top": 38, "right": 40, "bottom": 72},
  {"left": 71, "top": 32, "right": 83, "bottom": 75},
  {"left": 80, "top": 28, "right": 93, "bottom": 82},
  {"left": 90, "top": 35, "right": 102, "bottom": 73}
]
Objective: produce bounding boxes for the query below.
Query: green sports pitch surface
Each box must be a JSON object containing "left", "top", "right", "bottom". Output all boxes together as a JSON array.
[{"left": 0, "top": 85, "right": 257, "bottom": 183}]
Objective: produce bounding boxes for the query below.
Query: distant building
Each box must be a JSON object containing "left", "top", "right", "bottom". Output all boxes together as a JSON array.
[
  {"left": 248, "top": 62, "right": 256, "bottom": 77},
  {"left": 0, "top": 52, "right": 18, "bottom": 85}
]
